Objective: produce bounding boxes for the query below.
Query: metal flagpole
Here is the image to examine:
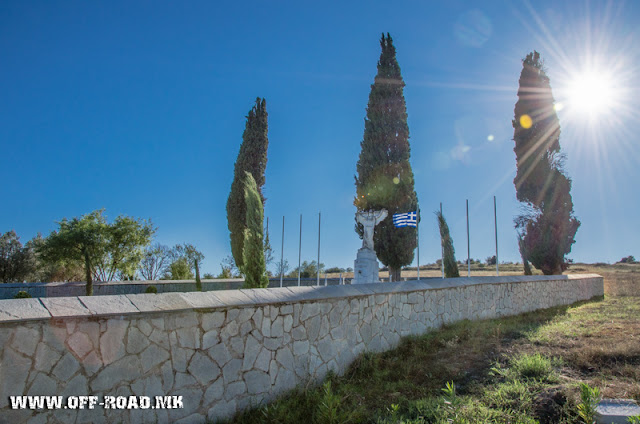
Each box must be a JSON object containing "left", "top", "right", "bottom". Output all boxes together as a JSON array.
[
  {"left": 280, "top": 216, "right": 285, "bottom": 287},
  {"left": 417, "top": 208, "right": 420, "bottom": 281},
  {"left": 494, "top": 196, "right": 499, "bottom": 276},
  {"left": 466, "top": 199, "right": 470, "bottom": 277},
  {"left": 317, "top": 212, "right": 321, "bottom": 287},
  {"left": 440, "top": 203, "right": 444, "bottom": 279},
  {"left": 298, "top": 214, "right": 302, "bottom": 287}
]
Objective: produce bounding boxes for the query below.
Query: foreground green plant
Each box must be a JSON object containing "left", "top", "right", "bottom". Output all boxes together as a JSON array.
[
  {"left": 315, "top": 380, "right": 359, "bottom": 424},
  {"left": 577, "top": 382, "right": 601, "bottom": 424}
]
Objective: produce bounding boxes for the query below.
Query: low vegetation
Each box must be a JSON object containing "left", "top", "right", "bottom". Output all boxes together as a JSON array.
[{"left": 224, "top": 295, "right": 640, "bottom": 424}]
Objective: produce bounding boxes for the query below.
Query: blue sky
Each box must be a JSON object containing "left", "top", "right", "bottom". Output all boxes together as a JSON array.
[{"left": 1, "top": 1, "right": 639, "bottom": 275}]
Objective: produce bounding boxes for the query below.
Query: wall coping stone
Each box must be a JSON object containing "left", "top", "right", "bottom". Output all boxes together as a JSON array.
[
  {"left": 0, "top": 298, "right": 51, "bottom": 322},
  {"left": 0, "top": 274, "right": 603, "bottom": 324},
  {"left": 40, "top": 297, "right": 91, "bottom": 318}
]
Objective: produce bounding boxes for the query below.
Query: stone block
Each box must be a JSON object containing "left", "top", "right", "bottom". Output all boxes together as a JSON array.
[
  {"left": 209, "top": 290, "right": 254, "bottom": 307},
  {"left": 187, "top": 352, "right": 220, "bottom": 385},
  {"left": 244, "top": 370, "right": 271, "bottom": 394},
  {"left": 40, "top": 297, "right": 91, "bottom": 318},
  {"left": 209, "top": 342, "right": 232, "bottom": 367},
  {"left": 596, "top": 399, "right": 640, "bottom": 424},
  {"left": 0, "top": 298, "right": 51, "bottom": 322},
  {"left": 125, "top": 293, "right": 192, "bottom": 313},
  {"left": 0, "top": 348, "right": 31, "bottom": 408},
  {"left": 140, "top": 343, "right": 170, "bottom": 373},
  {"left": 52, "top": 352, "right": 80, "bottom": 381},
  {"left": 34, "top": 343, "right": 62, "bottom": 372},
  {"left": 178, "top": 291, "right": 226, "bottom": 309},
  {"left": 78, "top": 295, "right": 139, "bottom": 316},
  {"left": 222, "top": 358, "right": 242, "bottom": 384},
  {"left": 11, "top": 326, "right": 40, "bottom": 357},
  {"left": 202, "top": 311, "right": 225, "bottom": 332}
]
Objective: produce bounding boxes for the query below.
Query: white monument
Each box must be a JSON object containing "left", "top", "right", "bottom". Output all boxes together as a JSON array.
[{"left": 353, "top": 209, "right": 388, "bottom": 284}]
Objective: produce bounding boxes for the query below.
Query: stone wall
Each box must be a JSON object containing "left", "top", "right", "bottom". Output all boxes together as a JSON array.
[{"left": 0, "top": 275, "right": 603, "bottom": 424}]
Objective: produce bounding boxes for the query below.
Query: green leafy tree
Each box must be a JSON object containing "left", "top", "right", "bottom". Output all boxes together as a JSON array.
[
  {"left": 227, "top": 98, "right": 269, "bottom": 273},
  {"left": 512, "top": 51, "right": 580, "bottom": 275},
  {"left": 173, "top": 243, "right": 205, "bottom": 290},
  {"left": 354, "top": 33, "right": 418, "bottom": 282},
  {"left": 168, "top": 257, "right": 193, "bottom": 280},
  {"left": 93, "top": 215, "right": 155, "bottom": 282},
  {"left": 0, "top": 230, "right": 37, "bottom": 283},
  {"left": 287, "top": 260, "right": 325, "bottom": 278},
  {"left": 40, "top": 210, "right": 154, "bottom": 295},
  {"left": 436, "top": 211, "right": 460, "bottom": 278},
  {"left": 242, "top": 172, "right": 268, "bottom": 288}
]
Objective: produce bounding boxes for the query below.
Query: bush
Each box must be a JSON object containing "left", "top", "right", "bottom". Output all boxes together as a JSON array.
[
  {"left": 511, "top": 353, "right": 554, "bottom": 381},
  {"left": 145, "top": 285, "right": 158, "bottom": 294},
  {"left": 14, "top": 290, "right": 32, "bottom": 299},
  {"left": 325, "top": 267, "right": 345, "bottom": 274},
  {"left": 618, "top": 255, "right": 636, "bottom": 264}
]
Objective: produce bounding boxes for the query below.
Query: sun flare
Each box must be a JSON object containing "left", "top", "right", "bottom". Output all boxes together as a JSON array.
[{"left": 565, "top": 71, "right": 617, "bottom": 117}]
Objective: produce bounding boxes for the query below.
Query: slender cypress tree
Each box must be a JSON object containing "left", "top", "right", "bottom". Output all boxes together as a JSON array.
[
  {"left": 355, "top": 33, "right": 418, "bottom": 282},
  {"left": 227, "top": 98, "right": 269, "bottom": 272},
  {"left": 242, "top": 172, "right": 269, "bottom": 288},
  {"left": 512, "top": 51, "right": 580, "bottom": 274},
  {"left": 436, "top": 211, "right": 460, "bottom": 278}
]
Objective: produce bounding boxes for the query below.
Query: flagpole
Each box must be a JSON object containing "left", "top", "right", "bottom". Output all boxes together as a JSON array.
[
  {"left": 466, "top": 199, "right": 470, "bottom": 278},
  {"left": 494, "top": 196, "right": 499, "bottom": 276},
  {"left": 440, "top": 202, "right": 444, "bottom": 279},
  {"left": 317, "top": 211, "right": 321, "bottom": 287},
  {"left": 298, "top": 214, "right": 302, "bottom": 287},
  {"left": 416, "top": 207, "right": 420, "bottom": 281},
  {"left": 280, "top": 216, "right": 284, "bottom": 287}
]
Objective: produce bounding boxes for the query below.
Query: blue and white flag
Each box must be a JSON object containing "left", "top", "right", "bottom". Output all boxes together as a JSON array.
[{"left": 393, "top": 211, "right": 417, "bottom": 228}]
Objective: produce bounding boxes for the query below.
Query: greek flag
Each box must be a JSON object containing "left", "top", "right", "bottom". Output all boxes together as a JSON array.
[{"left": 393, "top": 211, "right": 417, "bottom": 228}]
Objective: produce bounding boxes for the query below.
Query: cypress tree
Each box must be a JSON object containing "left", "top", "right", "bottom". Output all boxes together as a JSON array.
[
  {"left": 512, "top": 51, "right": 580, "bottom": 275},
  {"left": 436, "top": 211, "right": 460, "bottom": 278},
  {"left": 355, "top": 33, "right": 418, "bottom": 282},
  {"left": 227, "top": 98, "right": 269, "bottom": 272},
  {"left": 242, "top": 172, "right": 269, "bottom": 288}
]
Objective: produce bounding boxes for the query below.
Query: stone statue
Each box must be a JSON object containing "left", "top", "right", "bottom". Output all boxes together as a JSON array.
[{"left": 356, "top": 209, "right": 388, "bottom": 250}]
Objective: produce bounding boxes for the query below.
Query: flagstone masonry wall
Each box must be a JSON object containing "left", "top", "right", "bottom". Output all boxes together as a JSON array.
[{"left": 0, "top": 275, "right": 603, "bottom": 424}]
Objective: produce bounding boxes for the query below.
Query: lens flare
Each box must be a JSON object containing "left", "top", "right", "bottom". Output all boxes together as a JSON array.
[{"left": 520, "top": 114, "right": 533, "bottom": 129}]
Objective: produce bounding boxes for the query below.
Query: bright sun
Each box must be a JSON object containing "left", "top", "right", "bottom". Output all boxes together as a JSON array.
[{"left": 565, "top": 71, "right": 617, "bottom": 117}]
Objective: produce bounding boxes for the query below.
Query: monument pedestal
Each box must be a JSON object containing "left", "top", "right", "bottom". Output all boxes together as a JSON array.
[{"left": 353, "top": 248, "right": 380, "bottom": 284}]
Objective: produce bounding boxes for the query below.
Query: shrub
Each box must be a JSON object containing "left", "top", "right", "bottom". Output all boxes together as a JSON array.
[
  {"left": 14, "top": 290, "right": 32, "bottom": 299},
  {"left": 576, "top": 382, "right": 600, "bottom": 424},
  {"left": 145, "top": 285, "right": 158, "bottom": 294},
  {"left": 512, "top": 353, "right": 554, "bottom": 381}
]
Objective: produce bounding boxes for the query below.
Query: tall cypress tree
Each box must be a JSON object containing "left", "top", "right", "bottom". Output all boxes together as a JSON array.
[
  {"left": 242, "top": 172, "right": 269, "bottom": 288},
  {"left": 227, "top": 98, "right": 269, "bottom": 272},
  {"left": 512, "top": 51, "right": 580, "bottom": 275},
  {"left": 355, "top": 33, "right": 418, "bottom": 282},
  {"left": 436, "top": 211, "right": 460, "bottom": 278}
]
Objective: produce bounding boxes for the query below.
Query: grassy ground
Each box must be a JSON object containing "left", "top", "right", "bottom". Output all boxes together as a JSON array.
[{"left": 222, "top": 270, "right": 640, "bottom": 424}]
